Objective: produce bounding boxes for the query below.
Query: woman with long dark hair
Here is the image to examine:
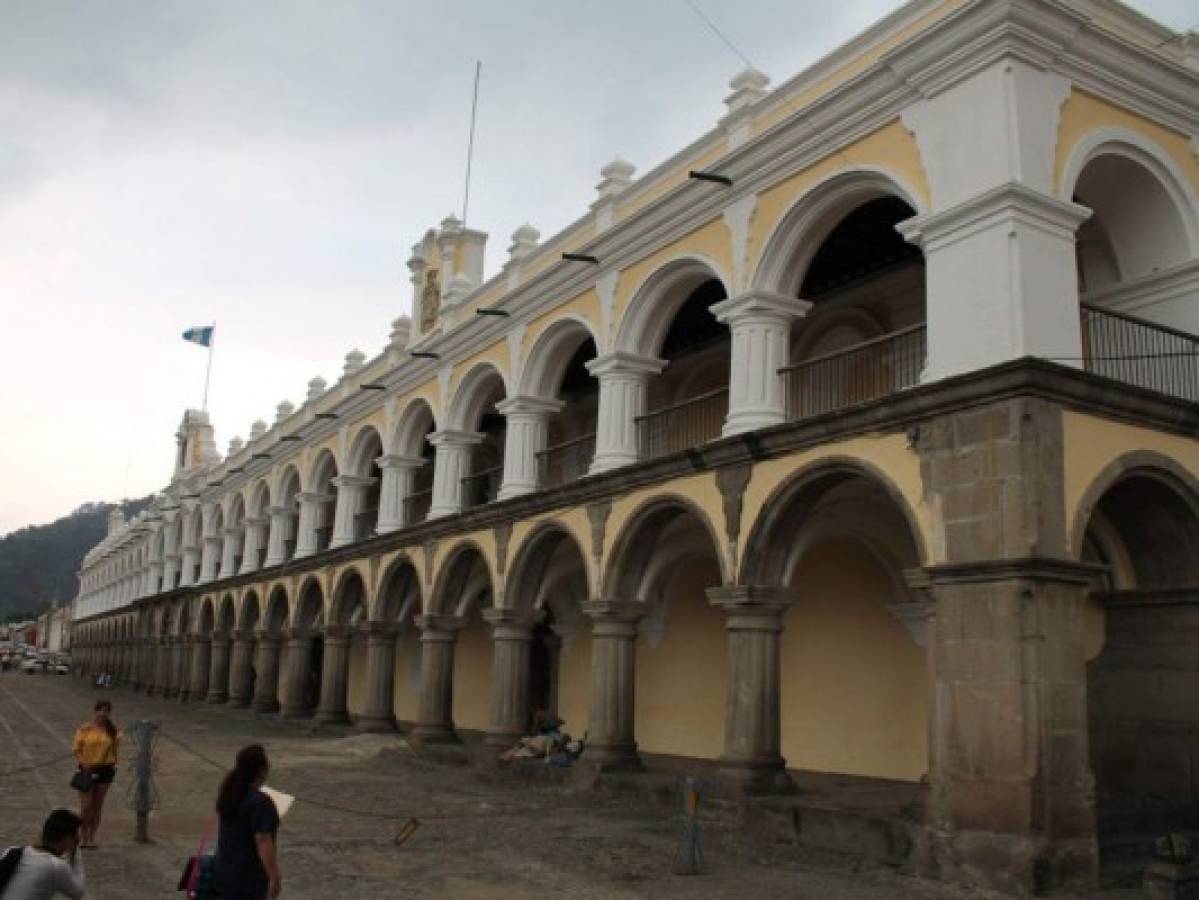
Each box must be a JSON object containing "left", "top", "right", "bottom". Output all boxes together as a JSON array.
[
  {"left": 214, "top": 744, "right": 282, "bottom": 900},
  {"left": 71, "top": 700, "right": 119, "bottom": 849}
]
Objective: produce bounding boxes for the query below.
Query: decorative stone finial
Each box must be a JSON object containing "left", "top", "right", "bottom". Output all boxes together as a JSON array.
[
  {"left": 343, "top": 349, "right": 366, "bottom": 377},
  {"left": 228, "top": 436, "right": 244, "bottom": 455},
  {"left": 390, "top": 316, "right": 411, "bottom": 349},
  {"left": 443, "top": 271, "right": 475, "bottom": 307},
  {"left": 250, "top": 419, "right": 267, "bottom": 440},
  {"left": 595, "top": 158, "right": 636, "bottom": 202},
  {"left": 724, "top": 68, "right": 770, "bottom": 115},
  {"left": 440, "top": 213, "right": 462, "bottom": 234},
  {"left": 306, "top": 376, "right": 327, "bottom": 402},
  {"left": 275, "top": 400, "right": 294, "bottom": 424},
  {"left": 507, "top": 223, "right": 540, "bottom": 262}
]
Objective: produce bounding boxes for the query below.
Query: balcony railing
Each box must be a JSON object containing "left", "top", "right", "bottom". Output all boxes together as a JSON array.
[
  {"left": 462, "top": 465, "right": 503, "bottom": 508},
  {"left": 537, "top": 432, "right": 596, "bottom": 488},
  {"left": 403, "top": 489, "right": 432, "bottom": 525},
  {"left": 1081, "top": 302, "right": 1199, "bottom": 403},
  {"left": 781, "top": 324, "right": 926, "bottom": 421},
  {"left": 637, "top": 388, "right": 729, "bottom": 460},
  {"left": 353, "top": 509, "right": 378, "bottom": 542}
]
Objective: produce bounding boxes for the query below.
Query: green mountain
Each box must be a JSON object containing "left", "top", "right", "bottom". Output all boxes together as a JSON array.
[{"left": 0, "top": 496, "right": 155, "bottom": 622}]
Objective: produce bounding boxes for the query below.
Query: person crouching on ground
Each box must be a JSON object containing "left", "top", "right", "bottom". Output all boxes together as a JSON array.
[
  {"left": 71, "top": 700, "right": 119, "bottom": 849},
  {"left": 0, "top": 808, "right": 86, "bottom": 899},
  {"left": 215, "top": 744, "right": 282, "bottom": 900}
]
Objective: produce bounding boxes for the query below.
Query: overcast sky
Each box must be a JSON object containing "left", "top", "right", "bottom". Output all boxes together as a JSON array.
[{"left": 0, "top": 0, "right": 1194, "bottom": 536}]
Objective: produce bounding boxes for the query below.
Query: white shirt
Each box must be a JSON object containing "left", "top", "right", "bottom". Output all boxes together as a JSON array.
[{"left": 0, "top": 847, "right": 86, "bottom": 900}]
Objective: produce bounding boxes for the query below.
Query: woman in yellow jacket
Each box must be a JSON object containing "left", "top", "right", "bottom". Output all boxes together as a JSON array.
[{"left": 71, "top": 700, "right": 120, "bottom": 849}]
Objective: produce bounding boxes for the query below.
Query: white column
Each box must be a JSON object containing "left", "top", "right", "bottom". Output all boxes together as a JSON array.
[
  {"left": 179, "top": 544, "right": 199, "bottom": 587},
  {"left": 198, "top": 535, "right": 221, "bottom": 584},
  {"left": 585, "top": 352, "right": 663, "bottom": 474},
  {"left": 218, "top": 526, "right": 243, "bottom": 579},
  {"left": 330, "top": 474, "right": 377, "bottom": 549},
  {"left": 263, "top": 506, "right": 293, "bottom": 568},
  {"left": 293, "top": 492, "right": 329, "bottom": 558},
  {"left": 147, "top": 562, "right": 163, "bottom": 596},
  {"left": 375, "top": 455, "right": 425, "bottom": 533},
  {"left": 711, "top": 289, "right": 811, "bottom": 435},
  {"left": 240, "top": 517, "right": 267, "bottom": 574},
  {"left": 427, "top": 430, "right": 483, "bottom": 519},
  {"left": 162, "top": 554, "right": 180, "bottom": 590},
  {"left": 496, "top": 396, "right": 563, "bottom": 499}
]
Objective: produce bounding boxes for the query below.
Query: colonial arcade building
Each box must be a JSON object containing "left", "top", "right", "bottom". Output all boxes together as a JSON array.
[{"left": 71, "top": 0, "right": 1199, "bottom": 893}]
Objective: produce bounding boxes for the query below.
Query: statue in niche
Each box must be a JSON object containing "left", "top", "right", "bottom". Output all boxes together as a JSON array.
[{"left": 420, "top": 269, "right": 441, "bottom": 331}]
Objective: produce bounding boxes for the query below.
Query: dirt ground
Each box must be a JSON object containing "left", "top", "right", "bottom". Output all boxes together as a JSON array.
[{"left": 0, "top": 673, "right": 1113, "bottom": 899}]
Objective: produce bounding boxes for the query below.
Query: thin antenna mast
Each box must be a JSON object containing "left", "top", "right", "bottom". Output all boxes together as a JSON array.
[
  {"left": 202, "top": 322, "right": 215, "bottom": 412},
  {"left": 462, "top": 61, "right": 482, "bottom": 227}
]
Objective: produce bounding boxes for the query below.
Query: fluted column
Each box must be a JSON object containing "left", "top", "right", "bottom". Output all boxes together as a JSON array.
[
  {"left": 218, "top": 526, "right": 243, "bottom": 579},
  {"left": 251, "top": 633, "right": 283, "bottom": 712},
  {"left": 428, "top": 431, "right": 484, "bottom": 519},
  {"left": 496, "top": 396, "right": 564, "bottom": 499},
  {"left": 206, "top": 633, "right": 232, "bottom": 703},
  {"left": 280, "top": 629, "right": 315, "bottom": 717},
  {"left": 263, "top": 506, "right": 294, "bottom": 568},
  {"left": 356, "top": 623, "right": 399, "bottom": 732},
  {"left": 412, "top": 615, "right": 464, "bottom": 742},
  {"left": 228, "top": 630, "right": 255, "bottom": 708},
  {"left": 189, "top": 635, "right": 212, "bottom": 701},
  {"left": 586, "top": 352, "right": 664, "bottom": 474},
  {"left": 707, "top": 586, "right": 795, "bottom": 793},
  {"left": 375, "top": 455, "right": 425, "bottom": 533},
  {"left": 293, "top": 492, "right": 329, "bottom": 559},
  {"left": 239, "top": 518, "right": 267, "bottom": 574},
  {"left": 711, "top": 290, "right": 811, "bottom": 435},
  {"left": 199, "top": 535, "right": 221, "bottom": 584},
  {"left": 483, "top": 609, "right": 534, "bottom": 746},
  {"left": 330, "top": 476, "right": 376, "bottom": 548},
  {"left": 314, "top": 626, "right": 352, "bottom": 724},
  {"left": 582, "top": 600, "right": 644, "bottom": 770}
]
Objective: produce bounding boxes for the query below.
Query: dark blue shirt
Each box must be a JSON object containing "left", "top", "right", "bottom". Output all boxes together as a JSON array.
[{"left": 215, "top": 790, "right": 279, "bottom": 900}]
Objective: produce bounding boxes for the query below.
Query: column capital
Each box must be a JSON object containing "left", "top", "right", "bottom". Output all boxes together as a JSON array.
[
  {"left": 331, "top": 474, "right": 376, "bottom": 490},
  {"left": 585, "top": 350, "right": 664, "bottom": 379},
  {"left": 203, "top": 534, "right": 223, "bottom": 546},
  {"left": 709, "top": 289, "right": 811, "bottom": 325},
  {"left": 223, "top": 525, "right": 245, "bottom": 537},
  {"left": 267, "top": 505, "right": 295, "bottom": 519},
  {"left": 495, "top": 395, "right": 565, "bottom": 418},
  {"left": 243, "top": 516, "right": 268, "bottom": 528},
  {"left": 363, "top": 621, "right": 400, "bottom": 639},
  {"left": 256, "top": 630, "right": 283, "bottom": 647},
  {"left": 427, "top": 429, "right": 485, "bottom": 449},
  {"left": 296, "top": 491, "right": 334, "bottom": 505},
  {"left": 285, "top": 627, "right": 316, "bottom": 642},
  {"left": 482, "top": 607, "right": 536, "bottom": 638},
  {"left": 323, "top": 624, "right": 352, "bottom": 641},
  {"left": 192, "top": 633, "right": 212, "bottom": 646},
  {"left": 707, "top": 585, "right": 796, "bottom": 614},
  {"left": 376, "top": 454, "right": 427, "bottom": 471},
  {"left": 211, "top": 631, "right": 232, "bottom": 646},
  {"left": 885, "top": 600, "right": 936, "bottom": 647},
  {"left": 415, "top": 613, "right": 465, "bottom": 637},
  {"left": 232, "top": 629, "right": 256, "bottom": 642}
]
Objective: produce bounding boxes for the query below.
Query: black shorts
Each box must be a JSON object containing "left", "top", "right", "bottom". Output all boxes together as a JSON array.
[{"left": 85, "top": 765, "right": 116, "bottom": 785}]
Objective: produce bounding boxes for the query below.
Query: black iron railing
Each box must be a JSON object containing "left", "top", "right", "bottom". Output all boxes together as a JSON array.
[
  {"left": 1081, "top": 302, "right": 1199, "bottom": 402},
  {"left": 462, "top": 465, "right": 503, "bottom": 508},
  {"left": 353, "top": 509, "right": 377, "bottom": 542},
  {"left": 403, "top": 489, "right": 432, "bottom": 525},
  {"left": 781, "top": 324, "right": 926, "bottom": 421},
  {"left": 537, "top": 432, "right": 596, "bottom": 488},
  {"left": 636, "top": 388, "right": 728, "bottom": 460}
]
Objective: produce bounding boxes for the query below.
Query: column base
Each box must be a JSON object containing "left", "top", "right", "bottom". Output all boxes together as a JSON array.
[
  {"left": 354, "top": 715, "right": 398, "bottom": 734},
  {"left": 313, "top": 708, "right": 351, "bottom": 726},
  {"left": 589, "top": 455, "right": 637, "bottom": 476},
  {"left": 410, "top": 722, "right": 459, "bottom": 744},
  {"left": 722, "top": 409, "right": 785, "bottom": 437},
  {"left": 582, "top": 741, "right": 642, "bottom": 772},
  {"left": 206, "top": 690, "right": 228, "bottom": 704},
  {"left": 930, "top": 828, "right": 1098, "bottom": 897},
  {"left": 717, "top": 756, "right": 796, "bottom": 795}
]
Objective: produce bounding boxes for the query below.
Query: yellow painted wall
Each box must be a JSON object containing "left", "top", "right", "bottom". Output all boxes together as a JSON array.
[
  {"left": 347, "top": 639, "right": 368, "bottom": 716},
  {"left": 557, "top": 628, "right": 591, "bottom": 740},
  {"left": 452, "top": 611, "right": 492, "bottom": 732},
  {"left": 1055, "top": 89, "right": 1199, "bottom": 197},
  {"left": 1061, "top": 410, "right": 1199, "bottom": 551},
  {"left": 634, "top": 560, "right": 726, "bottom": 759},
  {"left": 781, "top": 536, "right": 927, "bottom": 782},
  {"left": 394, "top": 629, "right": 422, "bottom": 723}
]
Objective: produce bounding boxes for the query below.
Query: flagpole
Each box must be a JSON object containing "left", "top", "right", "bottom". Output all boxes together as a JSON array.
[{"left": 202, "top": 322, "right": 215, "bottom": 412}]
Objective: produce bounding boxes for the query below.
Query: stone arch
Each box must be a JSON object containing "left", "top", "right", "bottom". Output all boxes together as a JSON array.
[
  {"left": 293, "top": 576, "right": 326, "bottom": 630},
  {"left": 185, "top": 505, "right": 204, "bottom": 548},
  {"left": 248, "top": 480, "right": 271, "bottom": 517},
  {"left": 615, "top": 255, "right": 730, "bottom": 359},
  {"left": 430, "top": 541, "right": 495, "bottom": 617},
  {"left": 216, "top": 594, "right": 236, "bottom": 633},
  {"left": 273, "top": 465, "right": 301, "bottom": 507},
  {"left": 347, "top": 425, "right": 384, "bottom": 476},
  {"left": 741, "top": 456, "right": 929, "bottom": 587},
  {"left": 307, "top": 448, "right": 339, "bottom": 493},
  {"left": 198, "top": 598, "right": 216, "bottom": 634},
  {"left": 238, "top": 589, "right": 262, "bottom": 631},
  {"left": 374, "top": 554, "right": 422, "bottom": 623},
  {"left": 506, "top": 521, "right": 592, "bottom": 615},
  {"left": 1061, "top": 127, "right": 1199, "bottom": 286},
  {"left": 330, "top": 567, "right": 370, "bottom": 626},
  {"left": 393, "top": 397, "right": 439, "bottom": 456},
  {"left": 603, "top": 495, "right": 728, "bottom": 601},
  {"left": 519, "top": 317, "right": 601, "bottom": 399},
  {"left": 263, "top": 586, "right": 289, "bottom": 634},
  {"left": 447, "top": 362, "right": 509, "bottom": 432},
  {"left": 226, "top": 492, "right": 246, "bottom": 526},
  {"left": 752, "top": 167, "right": 926, "bottom": 297}
]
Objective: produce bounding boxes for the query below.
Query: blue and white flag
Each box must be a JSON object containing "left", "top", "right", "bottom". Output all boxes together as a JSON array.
[{"left": 182, "top": 325, "right": 214, "bottom": 347}]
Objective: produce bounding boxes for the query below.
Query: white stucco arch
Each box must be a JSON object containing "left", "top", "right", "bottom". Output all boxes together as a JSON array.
[
  {"left": 393, "top": 396, "right": 438, "bottom": 457},
  {"left": 519, "top": 316, "right": 600, "bottom": 399},
  {"left": 447, "top": 362, "right": 508, "bottom": 431},
  {"left": 615, "top": 254, "right": 730, "bottom": 358},
  {"left": 347, "top": 424, "right": 384, "bottom": 476}
]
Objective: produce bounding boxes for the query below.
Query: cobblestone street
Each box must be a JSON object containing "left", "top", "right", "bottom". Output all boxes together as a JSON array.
[{"left": 0, "top": 673, "right": 1002, "bottom": 899}]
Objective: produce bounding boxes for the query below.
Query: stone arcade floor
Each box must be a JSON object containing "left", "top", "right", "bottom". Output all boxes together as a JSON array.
[{"left": 0, "top": 673, "right": 1133, "bottom": 899}]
